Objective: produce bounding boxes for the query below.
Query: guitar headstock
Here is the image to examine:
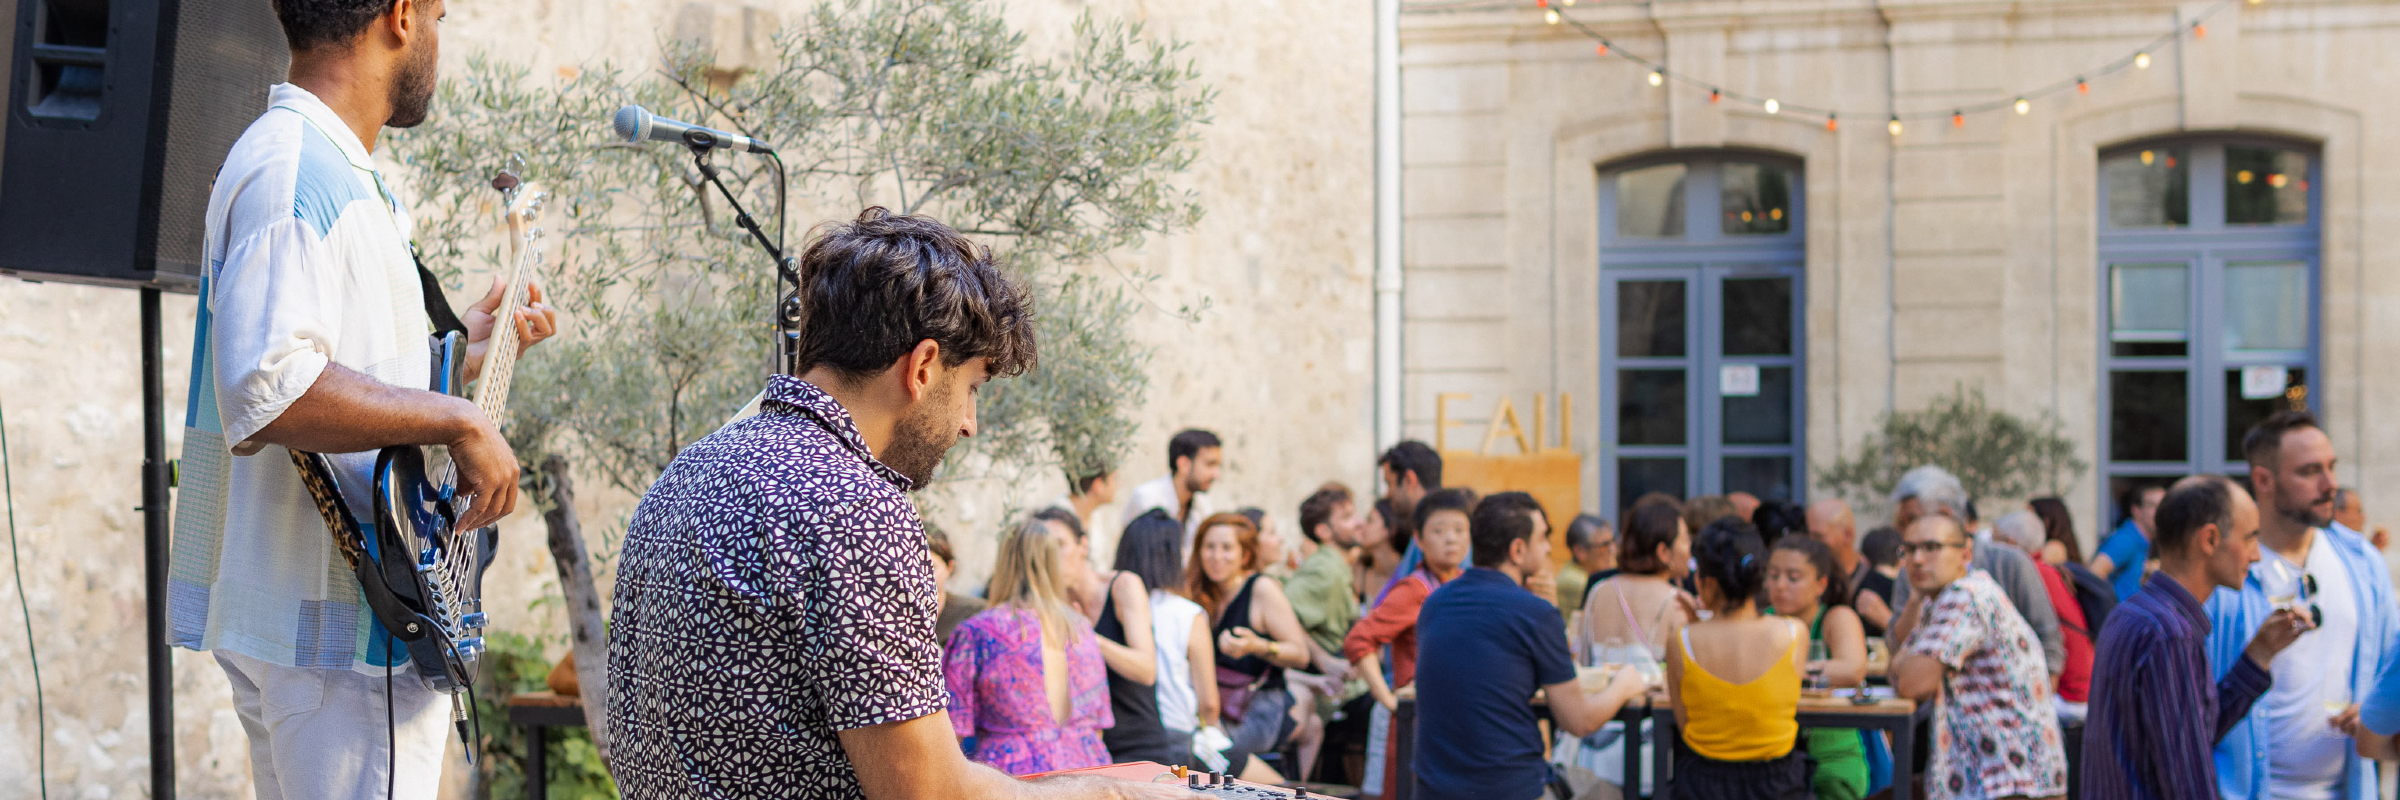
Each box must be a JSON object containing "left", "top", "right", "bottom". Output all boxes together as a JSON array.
[{"left": 491, "top": 158, "right": 547, "bottom": 266}]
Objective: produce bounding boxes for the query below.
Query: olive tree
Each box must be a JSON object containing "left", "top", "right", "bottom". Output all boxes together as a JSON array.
[
  {"left": 388, "top": 0, "right": 1210, "bottom": 778},
  {"left": 1814, "top": 385, "right": 2089, "bottom": 518}
]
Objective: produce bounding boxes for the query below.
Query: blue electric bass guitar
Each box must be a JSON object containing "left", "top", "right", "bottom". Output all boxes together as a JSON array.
[{"left": 288, "top": 168, "right": 545, "bottom": 716}]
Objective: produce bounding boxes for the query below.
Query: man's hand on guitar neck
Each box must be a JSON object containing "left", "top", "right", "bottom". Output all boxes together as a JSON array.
[
  {"left": 461, "top": 276, "right": 559, "bottom": 383},
  {"left": 251, "top": 363, "right": 520, "bottom": 531}
]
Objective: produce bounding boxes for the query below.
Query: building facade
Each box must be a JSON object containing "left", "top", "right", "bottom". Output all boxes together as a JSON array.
[{"left": 1398, "top": 0, "right": 2400, "bottom": 540}]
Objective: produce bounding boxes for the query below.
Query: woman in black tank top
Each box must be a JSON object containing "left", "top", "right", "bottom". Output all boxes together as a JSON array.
[{"left": 1188, "top": 513, "right": 1313, "bottom": 778}]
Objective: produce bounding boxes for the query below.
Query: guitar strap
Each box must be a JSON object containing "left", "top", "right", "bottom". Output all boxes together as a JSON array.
[{"left": 415, "top": 253, "right": 468, "bottom": 338}]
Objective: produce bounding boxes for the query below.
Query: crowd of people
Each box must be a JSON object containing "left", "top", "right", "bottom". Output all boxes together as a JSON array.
[{"left": 918, "top": 407, "right": 2400, "bottom": 800}]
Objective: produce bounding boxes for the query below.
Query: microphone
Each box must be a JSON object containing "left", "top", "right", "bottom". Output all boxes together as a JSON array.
[{"left": 612, "top": 105, "right": 775, "bottom": 154}]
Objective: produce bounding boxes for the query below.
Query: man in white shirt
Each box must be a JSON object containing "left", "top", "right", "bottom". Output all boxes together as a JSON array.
[
  {"left": 170, "top": 0, "right": 555, "bottom": 795},
  {"left": 2207, "top": 410, "right": 2400, "bottom": 800},
  {"left": 1123, "top": 428, "right": 1223, "bottom": 546}
]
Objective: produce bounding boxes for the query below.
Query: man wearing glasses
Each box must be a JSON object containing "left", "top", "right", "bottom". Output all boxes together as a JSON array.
[
  {"left": 1889, "top": 513, "right": 2069, "bottom": 800},
  {"left": 2205, "top": 410, "right": 2400, "bottom": 800}
]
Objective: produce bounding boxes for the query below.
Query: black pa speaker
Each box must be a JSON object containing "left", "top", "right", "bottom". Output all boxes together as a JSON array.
[{"left": 0, "top": 0, "right": 287, "bottom": 291}]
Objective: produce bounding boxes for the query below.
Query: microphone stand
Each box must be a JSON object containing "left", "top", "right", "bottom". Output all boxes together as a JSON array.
[{"left": 682, "top": 129, "right": 800, "bottom": 375}]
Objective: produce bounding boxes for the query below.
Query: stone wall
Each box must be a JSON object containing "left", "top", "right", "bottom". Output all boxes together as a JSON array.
[
  {"left": 1398, "top": 0, "right": 2400, "bottom": 548},
  {"left": 0, "top": 0, "right": 1373, "bottom": 795}
]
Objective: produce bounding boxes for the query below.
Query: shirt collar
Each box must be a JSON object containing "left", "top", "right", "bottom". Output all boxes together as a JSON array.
[
  {"left": 268, "top": 83, "right": 379, "bottom": 172},
  {"left": 2144, "top": 571, "right": 2211, "bottom": 634},
  {"left": 762, "top": 374, "right": 915, "bottom": 491}
]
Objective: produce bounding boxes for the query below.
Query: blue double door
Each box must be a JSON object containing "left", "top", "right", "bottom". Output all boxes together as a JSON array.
[{"left": 1602, "top": 265, "right": 1804, "bottom": 517}]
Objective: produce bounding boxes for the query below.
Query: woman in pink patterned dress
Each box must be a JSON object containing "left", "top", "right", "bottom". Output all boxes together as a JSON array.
[{"left": 945, "top": 518, "right": 1116, "bottom": 775}]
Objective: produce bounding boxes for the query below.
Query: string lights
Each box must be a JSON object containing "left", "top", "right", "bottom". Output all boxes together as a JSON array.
[{"left": 1538, "top": 0, "right": 2245, "bottom": 134}]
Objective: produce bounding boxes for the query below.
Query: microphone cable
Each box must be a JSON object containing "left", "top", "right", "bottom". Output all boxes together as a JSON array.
[{"left": 1, "top": 383, "right": 49, "bottom": 799}]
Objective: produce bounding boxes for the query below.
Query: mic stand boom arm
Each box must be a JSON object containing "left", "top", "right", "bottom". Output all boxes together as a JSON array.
[{"left": 683, "top": 130, "right": 801, "bottom": 375}]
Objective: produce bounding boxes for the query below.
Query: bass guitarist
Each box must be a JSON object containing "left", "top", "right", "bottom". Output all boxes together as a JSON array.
[{"left": 170, "top": 0, "right": 555, "bottom": 796}]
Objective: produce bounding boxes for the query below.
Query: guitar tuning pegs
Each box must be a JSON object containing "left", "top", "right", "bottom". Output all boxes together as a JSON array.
[{"left": 461, "top": 612, "right": 488, "bottom": 630}]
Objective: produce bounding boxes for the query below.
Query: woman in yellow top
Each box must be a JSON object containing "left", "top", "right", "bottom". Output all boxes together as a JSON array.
[{"left": 1665, "top": 517, "right": 1812, "bottom": 800}]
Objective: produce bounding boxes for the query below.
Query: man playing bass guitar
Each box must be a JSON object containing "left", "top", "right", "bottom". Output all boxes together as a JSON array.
[{"left": 170, "top": 0, "right": 555, "bottom": 796}]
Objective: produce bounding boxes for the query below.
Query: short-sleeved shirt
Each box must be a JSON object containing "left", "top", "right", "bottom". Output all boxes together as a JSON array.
[
  {"left": 170, "top": 82, "right": 431, "bottom": 673},
  {"left": 1906, "top": 570, "right": 2069, "bottom": 800},
  {"left": 607, "top": 375, "right": 947, "bottom": 800},
  {"left": 2098, "top": 520, "right": 2151, "bottom": 601},
  {"left": 1285, "top": 544, "right": 1359, "bottom": 658},
  {"left": 1413, "top": 568, "right": 1577, "bottom": 800}
]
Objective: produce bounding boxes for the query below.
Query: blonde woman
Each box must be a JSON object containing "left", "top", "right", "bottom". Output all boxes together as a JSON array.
[{"left": 944, "top": 519, "right": 1114, "bottom": 775}]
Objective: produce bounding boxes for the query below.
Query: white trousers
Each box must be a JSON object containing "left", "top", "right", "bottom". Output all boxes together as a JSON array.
[{"left": 215, "top": 650, "right": 450, "bottom": 800}]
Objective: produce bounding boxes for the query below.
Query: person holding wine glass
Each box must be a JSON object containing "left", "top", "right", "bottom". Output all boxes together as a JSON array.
[{"left": 1766, "top": 536, "right": 1871, "bottom": 800}]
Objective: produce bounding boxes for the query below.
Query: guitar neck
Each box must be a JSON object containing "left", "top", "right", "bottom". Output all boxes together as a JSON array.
[{"left": 470, "top": 237, "right": 535, "bottom": 423}]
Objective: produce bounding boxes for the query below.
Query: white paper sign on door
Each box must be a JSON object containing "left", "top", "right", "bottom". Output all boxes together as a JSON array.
[
  {"left": 2241, "top": 365, "right": 2290, "bottom": 400},
  {"left": 1721, "top": 364, "right": 1761, "bottom": 397}
]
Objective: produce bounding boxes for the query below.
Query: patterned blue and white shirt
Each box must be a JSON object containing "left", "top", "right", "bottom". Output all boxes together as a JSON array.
[
  {"left": 609, "top": 375, "right": 949, "bottom": 800},
  {"left": 171, "top": 83, "right": 429, "bottom": 673}
]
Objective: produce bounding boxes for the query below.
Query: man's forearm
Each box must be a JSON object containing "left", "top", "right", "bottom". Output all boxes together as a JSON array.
[{"left": 249, "top": 362, "right": 483, "bottom": 453}]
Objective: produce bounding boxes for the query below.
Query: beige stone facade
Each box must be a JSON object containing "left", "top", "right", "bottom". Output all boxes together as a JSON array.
[
  {"left": 0, "top": 0, "right": 1371, "bottom": 795},
  {"left": 1398, "top": 0, "right": 2400, "bottom": 545}
]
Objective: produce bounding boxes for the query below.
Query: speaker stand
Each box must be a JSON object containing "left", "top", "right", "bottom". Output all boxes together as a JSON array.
[{"left": 140, "top": 287, "right": 176, "bottom": 800}]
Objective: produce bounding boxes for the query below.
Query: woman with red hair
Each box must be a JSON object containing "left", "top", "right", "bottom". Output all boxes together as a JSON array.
[{"left": 1187, "top": 512, "right": 1312, "bottom": 781}]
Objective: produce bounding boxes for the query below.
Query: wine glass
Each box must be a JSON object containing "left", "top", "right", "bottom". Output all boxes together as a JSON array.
[{"left": 1804, "top": 640, "right": 1831, "bottom": 693}]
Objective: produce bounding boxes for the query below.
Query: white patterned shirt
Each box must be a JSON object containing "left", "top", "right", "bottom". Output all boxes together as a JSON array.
[{"left": 170, "top": 83, "right": 429, "bottom": 673}]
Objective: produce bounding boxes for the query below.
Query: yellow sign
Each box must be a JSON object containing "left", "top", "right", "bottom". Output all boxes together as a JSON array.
[{"left": 1432, "top": 393, "right": 1582, "bottom": 567}]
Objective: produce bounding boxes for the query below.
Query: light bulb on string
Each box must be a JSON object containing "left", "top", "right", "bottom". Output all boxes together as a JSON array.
[
  {"left": 1825, "top": 115, "right": 1838, "bottom": 132},
  {"left": 1764, "top": 98, "right": 1780, "bottom": 114},
  {"left": 1534, "top": 0, "right": 1547, "bottom": 7},
  {"left": 1888, "top": 117, "right": 1903, "bottom": 137},
  {"left": 1952, "top": 110, "right": 1965, "bottom": 128},
  {"left": 1648, "top": 70, "right": 1664, "bottom": 87},
  {"left": 2135, "top": 51, "right": 2152, "bottom": 69},
  {"left": 1596, "top": 42, "right": 1609, "bottom": 57},
  {"left": 1709, "top": 89, "right": 1721, "bottom": 104},
  {"left": 1562, "top": 0, "right": 1574, "bottom": 5},
  {"left": 1544, "top": 8, "right": 1559, "bottom": 24},
  {"left": 2014, "top": 97, "right": 2030, "bottom": 115},
  {"left": 2078, "top": 78, "right": 2090, "bottom": 95},
  {"left": 2194, "top": 23, "right": 2206, "bottom": 39}
]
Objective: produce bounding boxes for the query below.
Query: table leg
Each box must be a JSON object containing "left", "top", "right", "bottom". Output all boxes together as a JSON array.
[
  {"left": 1891, "top": 715, "right": 1915, "bottom": 800},
  {"left": 528, "top": 724, "right": 548, "bottom": 800},
  {"left": 1394, "top": 700, "right": 1415, "bottom": 800},
  {"left": 1623, "top": 704, "right": 1644, "bottom": 800},
  {"left": 1651, "top": 709, "right": 1674, "bottom": 800}
]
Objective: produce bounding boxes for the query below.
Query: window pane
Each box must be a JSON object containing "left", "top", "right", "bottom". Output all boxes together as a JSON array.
[
  {"left": 1721, "top": 162, "right": 1794, "bottom": 235},
  {"left": 2107, "top": 475, "right": 2184, "bottom": 529},
  {"left": 2223, "top": 262, "right": 2309, "bottom": 353},
  {"left": 1618, "top": 369, "right": 1687, "bottom": 446},
  {"left": 2111, "top": 370, "right": 2188, "bottom": 462},
  {"left": 1722, "top": 277, "right": 1793, "bottom": 356},
  {"left": 1616, "top": 163, "right": 1688, "bottom": 238},
  {"left": 1722, "top": 366, "right": 1793, "bottom": 445},
  {"left": 2225, "top": 146, "right": 2310, "bottom": 225},
  {"left": 1723, "top": 457, "right": 1794, "bottom": 504},
  {"left": 2104, "top": 147, "right": 2190, "bottom": 228},
  {"left": 1617, "top": 280, "right": 1687, "bottom": 358},
  {"left": 1618, "top": 458, "right": 1687, "bottom": 511},
  {"left": 2110, "top": 263, "right": 2189, "bottom": 357},
  {"left": 2224, "top": 367, "right": 2309, "bottom": 462}
]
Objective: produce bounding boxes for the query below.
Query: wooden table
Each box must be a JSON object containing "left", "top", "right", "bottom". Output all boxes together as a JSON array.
[
  {"left": 1391, "top": 691, "right": 1929, "bottom": 800},
  {"left": 506, "top": 691, "right": 588, "bottom": 800}
]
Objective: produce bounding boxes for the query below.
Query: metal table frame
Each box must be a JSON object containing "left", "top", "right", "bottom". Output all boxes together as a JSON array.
[{"left": 507, "top": 696, "right": 588, "bottom": 800}]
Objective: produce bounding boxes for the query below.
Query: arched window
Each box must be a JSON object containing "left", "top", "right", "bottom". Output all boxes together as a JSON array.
[
  {"left": 1598, "top": 154, "right": 1805, "bottom": 515},
  {"left": 2097, "top": 137, "right": 2319, "bottom": 514}
]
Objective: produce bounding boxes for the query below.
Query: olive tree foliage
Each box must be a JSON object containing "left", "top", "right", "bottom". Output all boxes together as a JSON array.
[
  {"left": 1814, "top": 385, "right": 2090, "bottom": 516},
  {"left": 390, "top": 0, "right": 1212, "bottom": 503}
]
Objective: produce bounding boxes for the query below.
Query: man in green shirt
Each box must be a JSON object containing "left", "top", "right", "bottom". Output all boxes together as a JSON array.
[{"left": 1285, "top": 483, "right": 1366, "bottom": 780}]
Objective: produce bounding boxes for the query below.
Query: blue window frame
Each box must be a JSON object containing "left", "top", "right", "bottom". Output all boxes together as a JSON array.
[
  {"left": 2097, "top": 137, "right": 2320, "bottom": 517},
  {"left": 1598, "top": 154, "right": 1806, "bottom": 517}
]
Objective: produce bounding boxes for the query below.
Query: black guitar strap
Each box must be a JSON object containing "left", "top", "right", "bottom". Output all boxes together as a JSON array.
[{"left": 415, "top": 252, "right": 469, "bottom": 338}]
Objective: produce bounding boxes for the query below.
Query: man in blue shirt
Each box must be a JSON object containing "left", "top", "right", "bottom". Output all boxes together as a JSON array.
[
  {"left": 2206, "top": 410, "right": 2400, "bottom": 800},
  {"left": 1415, "top": 492, "right": 1648, "bottom": 800},
  {"left": 2096, "top": 483, "right": 2167, "bottom": 601},
  {"left": 2084, "top": 475, "right": 2306, "bottom": 800}
]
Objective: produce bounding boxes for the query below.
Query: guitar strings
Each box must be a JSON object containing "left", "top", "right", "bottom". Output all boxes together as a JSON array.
[{"left": 0, "top": 381, "right": 48, "bottom": 799}]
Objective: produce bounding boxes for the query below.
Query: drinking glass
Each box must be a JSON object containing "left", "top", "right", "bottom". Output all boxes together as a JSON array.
[{"left": 1804, "top": 640, "right": 1831, "bottom": 693}]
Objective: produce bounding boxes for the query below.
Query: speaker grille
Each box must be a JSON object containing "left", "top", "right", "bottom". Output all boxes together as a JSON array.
[{"left": 154, "top": 0, "right": 286, "bottom": 283}]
